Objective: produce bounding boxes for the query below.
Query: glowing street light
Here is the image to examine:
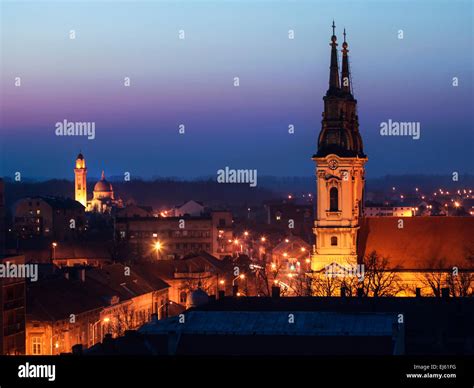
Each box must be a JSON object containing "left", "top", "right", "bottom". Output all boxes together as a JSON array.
[
  {"left": 52, "top": 242, "right": 58, "bottom": 260},
  {"left": 300, "top": 247, "right": 306, "bottom": 252},
  {"left": 260, "top": 237, "right": 266, "bottom": 242},
  {"left": 271, "top": 263, "right": 277, "bottom": 270},
  {"left": 154, "top": 241, "right": 163, "bottom": 260},
  {"left": 244, "top": 231, "right": 249, "bottom": 237}
]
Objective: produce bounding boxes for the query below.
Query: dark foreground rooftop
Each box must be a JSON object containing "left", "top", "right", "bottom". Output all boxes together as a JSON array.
[{"left": 82, "top": 296, "right": 474, "bottom": 356}]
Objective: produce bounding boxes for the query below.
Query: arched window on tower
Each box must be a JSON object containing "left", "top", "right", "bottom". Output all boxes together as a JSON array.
[
  {"left": 330, "top": 187, "right": 339, "bottom": 211},
  {"left": 331, "top": 236, "right": 338, "bottom": 246}
]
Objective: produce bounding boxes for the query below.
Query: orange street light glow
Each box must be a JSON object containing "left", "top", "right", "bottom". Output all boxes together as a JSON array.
[{"left": 154, "top": 241, "right": 162, "bottom": 251}]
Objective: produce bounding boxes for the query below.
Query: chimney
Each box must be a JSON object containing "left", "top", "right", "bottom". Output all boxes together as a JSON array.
[
  {"left": 340, "top": 286, "right": 347, "bottom": 298},
  {"left": 441, "top": 288, "right": 450, "bottom": 298},
  {"left": 415, "top": 288, "right": 421, "bottom": 297},
  {"left": 357, "top": 288, "right": 364, "bottom": 298},
  {"left": 218, "top": 290, "right": 225, "bottom": 299},
  {"left": 271, "top": 285, "right": 281, "bottom": 298}
]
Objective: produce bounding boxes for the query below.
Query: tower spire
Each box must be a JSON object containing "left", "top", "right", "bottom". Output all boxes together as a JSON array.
[
  {"left": 328, "top": 21, "right": 340, "bottom": 91},
  {"left": 341, "top": 27, "right": 352, "bottom": 94}
]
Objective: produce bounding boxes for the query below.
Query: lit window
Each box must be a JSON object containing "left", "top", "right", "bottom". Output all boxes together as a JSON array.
[{"left": 32, "top": 337, "right": 42, "bottom": 355}]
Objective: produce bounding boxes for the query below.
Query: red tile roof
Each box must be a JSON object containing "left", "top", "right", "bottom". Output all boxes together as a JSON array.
[{"left": 358, "top": 217, "right": 474, "bottom": 269}]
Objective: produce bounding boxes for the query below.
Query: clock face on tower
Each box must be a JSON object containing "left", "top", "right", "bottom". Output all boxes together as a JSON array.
[{"left": 328, "top": 159, "right": 338, "bottom": 170}]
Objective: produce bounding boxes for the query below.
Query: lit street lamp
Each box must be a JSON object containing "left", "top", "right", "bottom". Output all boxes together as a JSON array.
[
  {"left": 51, "top": 242, "right": 57, "bottom": 261},
  {"left": 154, "top": 241, "right": 162, "bottom": 260}
]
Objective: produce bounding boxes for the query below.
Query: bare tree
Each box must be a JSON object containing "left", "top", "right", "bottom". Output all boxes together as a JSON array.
[
  {"left": 354, "top": 251, "right": 403, "bottom": 297},
  {"left": 105, "top": 304, "right": 135, "bottom": 338},
  {"left": 311, "top": 270, "right": 341, "bottom": 296},
  {"left": 416, "top": 258, "right": 450, "bottom": 297},
  {"left": 447, "top": 270, "right": 474, "bottom": 297}
]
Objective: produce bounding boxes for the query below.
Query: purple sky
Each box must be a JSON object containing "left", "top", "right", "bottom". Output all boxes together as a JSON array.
[{"left": 1, "top": 0, "right": 472, "bottom": 180}]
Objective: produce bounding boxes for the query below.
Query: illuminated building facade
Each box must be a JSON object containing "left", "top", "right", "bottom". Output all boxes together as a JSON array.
[
  {"left": 73, "top": 153, "right": 119, "bottom": 214},
  {"left": 74, "top": 153, "right": 87, "bottom": 208},
  {"left": 312, "top": 24, "right": 367, "bottom": 270}
]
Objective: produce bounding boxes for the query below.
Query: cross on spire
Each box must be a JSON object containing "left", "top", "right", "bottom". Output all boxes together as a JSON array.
[
  {"left": 343, "top": 28, "right": 346, "bottom": 43},
  {"left": 332, "top": 20, "right": 336, "bottom": 36}
]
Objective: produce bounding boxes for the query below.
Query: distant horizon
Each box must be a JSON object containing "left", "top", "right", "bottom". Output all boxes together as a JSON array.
[{"left": 4, "top": 172, "right": 474, "bottom": 184}]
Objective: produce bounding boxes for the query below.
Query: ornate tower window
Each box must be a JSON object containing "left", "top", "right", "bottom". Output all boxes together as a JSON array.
[
  {"left": 331, "top": 236, "right": 338, "bottom": 246},
  {"left": 329, "top": 187, "right": 339, "bottom": 211}
]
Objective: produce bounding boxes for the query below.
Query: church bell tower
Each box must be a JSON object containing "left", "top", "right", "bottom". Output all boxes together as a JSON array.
[
  {"left": 311, "top": 23, "right": 367, "bottom": 271},
  {"left": 74, "top": 153, "right": 87, "bottom": 208}
]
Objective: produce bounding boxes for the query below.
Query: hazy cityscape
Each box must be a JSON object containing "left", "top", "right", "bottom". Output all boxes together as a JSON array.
[{"left": 0, "top": 0, "right": 473, "bottom": 386}]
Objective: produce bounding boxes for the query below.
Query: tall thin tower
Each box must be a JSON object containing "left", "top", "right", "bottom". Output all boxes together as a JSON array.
[
  {"left": 74, "top": 153, "right": 87, "bottom": 207},
  {"left": 311, "top": 23, "right": 367, "bottom": 270}
]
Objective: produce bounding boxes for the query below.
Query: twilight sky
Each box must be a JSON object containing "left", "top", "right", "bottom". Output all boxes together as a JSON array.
[{"left": 1, "top": 0, "right": 472, "bottom": 180}]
